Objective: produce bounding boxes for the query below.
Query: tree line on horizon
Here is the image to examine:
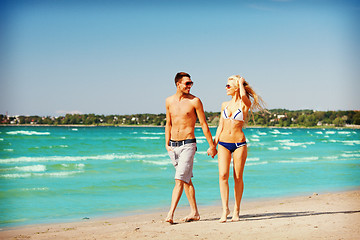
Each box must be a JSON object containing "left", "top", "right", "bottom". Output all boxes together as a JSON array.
[{"left": 1, "top": 109, "right": 359, "bottom": 128}]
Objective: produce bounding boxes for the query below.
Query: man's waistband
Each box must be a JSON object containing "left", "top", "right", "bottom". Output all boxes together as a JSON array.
[{"left": 169, "top": 139, "right": 196, "bottom": 147}]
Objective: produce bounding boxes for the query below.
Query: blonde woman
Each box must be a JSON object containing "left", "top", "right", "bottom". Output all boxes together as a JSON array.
[{"left": 214, "top": 75, "right": 266, "bottom": 223}]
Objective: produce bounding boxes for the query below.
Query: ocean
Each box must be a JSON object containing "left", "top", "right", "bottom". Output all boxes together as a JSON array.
[{"left": 0, "top": 126, "right": 359, "bottom": 227}]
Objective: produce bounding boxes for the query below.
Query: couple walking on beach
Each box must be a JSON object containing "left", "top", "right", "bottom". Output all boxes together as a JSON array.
[{"left": 165, "top": 72, "right": 265, "bottom": 224}]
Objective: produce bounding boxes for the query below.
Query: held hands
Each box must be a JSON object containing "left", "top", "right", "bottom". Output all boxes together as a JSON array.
[{"left": 207, "top": 147, "right": 217, "bottom": 158}]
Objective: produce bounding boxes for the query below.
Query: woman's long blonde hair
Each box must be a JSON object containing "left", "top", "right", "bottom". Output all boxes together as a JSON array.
[{"left": 228, "top": 75, "right": 267, "bottom": 123}]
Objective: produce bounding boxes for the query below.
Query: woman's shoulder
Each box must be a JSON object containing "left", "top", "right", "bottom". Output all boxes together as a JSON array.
[
  {"left": 222, "top": 100, "right": 231, "bottom": 105},
  {"left": 221, "top": 101, "right": 229, "bottom": 109}
]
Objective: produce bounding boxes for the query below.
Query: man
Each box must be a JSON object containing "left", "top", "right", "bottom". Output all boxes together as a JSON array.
[{"left": 165, "top": 72, "right": 217, "bottom": 223}]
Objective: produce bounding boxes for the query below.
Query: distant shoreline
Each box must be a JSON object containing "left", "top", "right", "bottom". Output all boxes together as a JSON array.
[
  {"left": 2, "top": 109, "right": 359, "bottom": 128},
  {"left": 1, "top": 124, "right": 359, "bottom": 129}
]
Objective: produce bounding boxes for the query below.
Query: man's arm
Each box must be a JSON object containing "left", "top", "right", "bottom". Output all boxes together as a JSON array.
[
  {"left": 165, "top": 98, "right": 172, "bottom": 152},
  {"left": 194, "top": 98, "right": 217, "bottom": 158}
]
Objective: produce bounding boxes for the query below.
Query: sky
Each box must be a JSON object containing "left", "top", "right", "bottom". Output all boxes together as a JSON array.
[{"left": 1, "top": 0, "right": 359, "bottom": 116}]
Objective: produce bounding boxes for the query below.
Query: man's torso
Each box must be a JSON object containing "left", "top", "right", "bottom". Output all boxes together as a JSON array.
[{"left": 168, "top": 94, "right": 198, "bottom": 141}]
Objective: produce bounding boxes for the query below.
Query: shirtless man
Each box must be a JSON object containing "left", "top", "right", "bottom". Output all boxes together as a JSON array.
[{"left": 165, "top": 72, "right": 217, "bottom": 223}]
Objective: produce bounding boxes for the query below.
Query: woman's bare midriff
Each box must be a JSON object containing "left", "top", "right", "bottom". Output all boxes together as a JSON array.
[{"left": 219, "top": 120, "right": 246, "bottom": 143}]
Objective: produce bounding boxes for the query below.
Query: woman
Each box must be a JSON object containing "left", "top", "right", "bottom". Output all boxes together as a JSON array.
[{"left": 214, "top": 75, "right": 266, "bottom": 223}]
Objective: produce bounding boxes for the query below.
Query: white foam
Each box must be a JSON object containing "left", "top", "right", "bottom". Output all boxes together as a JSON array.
[
  {"left": 277, "top": 157, "right": 318, "bottom": 163},
  {"left": 22, "top": 187, "right": 49, "bottom": 191},
  {"left": 268, "top": 147, "right": 279, "bottom": 151},
  {"left": 143, "top": 132, "right": 165, "bottom": 135},
  {"left": 40, "top": 171, "right": 83, "bottom": 177},
  {"left": 207, "top": 159, "right": 218, "bottom": 163},
  {"left": 77, "top": 163, "right": 85, "bottom": 168},
  {"left": 277, "top": 160, "right": 310, "bottom": 163},
  {"left": 6, "top": 130, "right": 50, "bottom": 136},
  {"left": 4, "top": 149, "right": 14, "bottom": 152},
  {"left": 315, "top": 131, "right": 323, "bottom": 135},
  {"left": 0, "top": 138, "right": 3, "bottom": 141},
  {"left": 257, "top": 132, "right": 267, "bottom": 136},
  {"left": 0, "top": 153, "right": 169, "bottom": 164},
  {"left": 292, "top": 157, "right": 319, "bottom": 161},
  {"left": 251, "top": 134, "right": 260, "bottom": 138},
  {"left": 247, "top": 161, "right": 268, "bottom": 166},
  {"left": 341, "top": 153, "right": 360, "bottom": 158},
  {"left": 197, "top": 151, "right": 208, "bottom": 155},
  {"left": 247, "top": 157, "right": 260, "bottom": 162},
  {"left": 342, "top": 140, "right": 360, "bottom": 146},
  {"left": 14, "top": 165, "right": 46, "bottom": 172},
  {"left": 142, "top": 160, "right": 171, "bottom": 166},
  {"left": 291, "top": 156, "right": 319, "bottom": 161},
  {"left": 196, "top": 136, "right": 207, "bottom": 140},
  {"left": 72, "top": 128, "right": 78, "bottom": 131},
  {"left": 282, "top": 142, "right": 303, "bottom": 147},
  {"left": 1, "top": 173, "right": 32, "bottom": 178},
  {"left": 270, "top": 129, "right": 292, "bottom": 135},
  {"left": 138, "top": 137, "right": 161, "bottom": 140},
  {"left": 282, "top": 147, "right": 291, "bottom": 150},
  {"left": 325, "top": 131, "right": 336, "bottom": 135},
  {"left": 61, "top": 163, "right": 85, "bottom": 169},
  {"left": 323, "top": 156, "right": 339, "bottom": 160},
  {"left": 279, "top": 141, "right": 315, "bottom": 147},
  {"left": 343, "top": 150, "right": 360, "bottom": 153},
  {"left": 249, "top": 138, "right": 260, "bottom": 142},
  {"left": 1, "top": 170, "right": 83, "bottom": 178},
  {"left": 338, "top": 131, "right": 351, "bottom": 135},
  {"left": 275, "top": 139, "right": 292, "bottom": 143},
  {"left": 271, "top": 130, "right": 281, "bottom": 134}
]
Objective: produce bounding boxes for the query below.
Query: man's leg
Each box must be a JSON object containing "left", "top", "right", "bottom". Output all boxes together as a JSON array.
[
  {"left": 182, "top": 179, "right": 200, "bottom": 221},
  {"left": 165, "top": 179, "right": 184, "bottom": 223}
]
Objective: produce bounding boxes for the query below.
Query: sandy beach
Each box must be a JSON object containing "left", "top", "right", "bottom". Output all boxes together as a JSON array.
[{"left": 1, "top": 190, "right": 359, "bottom": 240}]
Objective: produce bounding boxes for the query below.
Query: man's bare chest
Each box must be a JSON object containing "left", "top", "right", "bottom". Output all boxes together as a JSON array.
[{"left": 169, "top": 102, "right": 196, "bottom": 118}]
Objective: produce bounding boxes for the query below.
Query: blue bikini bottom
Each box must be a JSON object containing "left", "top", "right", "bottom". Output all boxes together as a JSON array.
[{"left": 218, "top": 141, "right": 247, "bottom": 153}]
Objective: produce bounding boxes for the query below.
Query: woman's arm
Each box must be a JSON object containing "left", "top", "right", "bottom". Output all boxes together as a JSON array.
[
  {"left": 239, "top": 77, "right": 251, "bottom": 108},
  {"left": 214, "top": 102, "right": 226, "bottom": 147}
]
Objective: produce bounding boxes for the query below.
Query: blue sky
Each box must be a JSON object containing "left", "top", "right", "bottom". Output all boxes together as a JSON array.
[{"left": 1, "top": 0, "right": 359, "bottom": 116}]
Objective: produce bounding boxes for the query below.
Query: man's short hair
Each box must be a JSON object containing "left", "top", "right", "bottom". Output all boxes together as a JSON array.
[{"left": 174, "top": 72, "right": 191, "bottom": 86}]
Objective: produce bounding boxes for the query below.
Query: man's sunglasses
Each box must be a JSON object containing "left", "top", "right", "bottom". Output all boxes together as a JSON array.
[
  {"left": 226, "top": 84, "right": 231, "bottom": 89},
  {"left": 185, "top": 81, "right": 194, "bottom": 86}
]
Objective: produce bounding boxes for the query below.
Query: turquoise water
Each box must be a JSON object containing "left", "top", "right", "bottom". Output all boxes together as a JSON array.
[{"left": 0, "top": 126, "right": 359, "bottom": 227}]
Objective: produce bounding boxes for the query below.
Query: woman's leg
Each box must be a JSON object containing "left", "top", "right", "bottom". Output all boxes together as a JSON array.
[
  {"left": 218, "top": 145, "right": 232, "bottom": 222},
  {"left": 231, "top": 145, "right": 247, "bottom": 221}
]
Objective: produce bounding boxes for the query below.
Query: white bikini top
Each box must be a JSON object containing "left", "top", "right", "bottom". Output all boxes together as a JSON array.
[{"left": 222, "top": 101, "right": 244, "bottom": 122}]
